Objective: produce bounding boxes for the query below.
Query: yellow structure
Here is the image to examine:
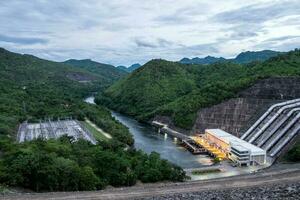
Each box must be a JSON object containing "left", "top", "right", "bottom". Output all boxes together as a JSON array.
[
  {"left": 192, "top": 129, "right": 266, "bottom": 166},
  {"left": 191, "top": 136, "right": 227, "bottom": 160}
]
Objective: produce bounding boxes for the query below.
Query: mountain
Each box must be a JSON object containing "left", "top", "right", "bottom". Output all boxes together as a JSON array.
[
  {"left": 0, "top": 48, "right": 128, "bottom": 138},
  {"left": 234, "top": 50, "right": 283, "bottom": 63},
  {"left": 180, "top": 56, "right": 226, "bottom": 65},
  {"left": 99, "top": 59, "right": 197, "bottom": 115},
  {"left": 0, "top": 47, "right": 185, "bottom": 192},
  {"left": 179, "top": 50, "right": 282, "bottom": 65},
  {"left": 98, "top": 49, "right": 300, "bottom": 129},
  {"left": 128, "top": 63, "right": 141, "bottom": 71},
  {"left": 117, "top": 65, "right": 128, "bottom": 71},
  {"left": 63, "top": 59, "right": 128, "bottom": 83},
  {"left": 117, "top": 63, "right": 141, "bottom": 72}
]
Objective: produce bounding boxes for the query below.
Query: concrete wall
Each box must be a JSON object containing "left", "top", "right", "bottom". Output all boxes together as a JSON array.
[{"left": 193, "top": 77, "right": 300, "bottom": 137}]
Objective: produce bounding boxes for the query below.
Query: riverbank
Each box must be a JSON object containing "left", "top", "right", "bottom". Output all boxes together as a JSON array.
[
  {"left": 84, "top": 96, "right": 270, "bottom": 181},
  {"left": 85, "top": 96, "right": 213, "bottom": 169}
]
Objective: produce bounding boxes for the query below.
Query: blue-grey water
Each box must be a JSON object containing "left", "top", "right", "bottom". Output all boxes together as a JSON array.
[{"left": 84, "top": 96, "right": 212, "bottom": 168}]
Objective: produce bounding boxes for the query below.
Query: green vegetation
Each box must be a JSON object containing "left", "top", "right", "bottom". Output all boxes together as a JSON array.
[
  {"left": 0, "top": 47, "right": 132, "bottom": 144},
  {"left": 97, "top": 59, "right": 198, "bottom": 115},
  {"left": 284, "top": 143, "right": 300, "bottom": 162},
  {"left": 0, "top": 48, "right": 186, "bottom": 191},
  {"left": 191, "top": 168, "right": 221, "bottom": 175},
  {"left": 180, "top": 50, "right": 282, "bottom": 65},
  {"left": 82, "top": 120, "right": 110, "bottom": 141},
  {"left": 117, "top": 63, "right": 141, "bottom": 72},
  {"left": 0, "top": 136, "right": 186, "bottom": 192},
  {"left": 63, "top": 59, "right": 128, "bottom": 83},
  {"left": 98, "top": 49, "right": 300, "bottom": 129}
]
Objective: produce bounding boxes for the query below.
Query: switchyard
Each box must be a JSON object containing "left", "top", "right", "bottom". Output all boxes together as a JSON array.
[{"left": 17, "top": 118, "right": 97, "bottom": 144}]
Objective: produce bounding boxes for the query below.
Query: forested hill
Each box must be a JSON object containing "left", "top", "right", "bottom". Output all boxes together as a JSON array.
[
  {"left": 117, "top": 63, "right": 142, "bottom": 72},
  {"left": 63, "top": 59, "right": 128, "bottom": 83},
  {"left": 180, "top": 50, "right": 282, "bottom": 65},
  {"left": 97, "top": 49, "right": 300, "bottom": 129},
  {"left": 0, "top": 47, "right": 130, "bottom": 143},
  {"left": 0, "top": 48, "right": 186, "bottom": 192}
]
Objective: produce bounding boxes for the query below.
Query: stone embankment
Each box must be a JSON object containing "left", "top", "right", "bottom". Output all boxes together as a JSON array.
[
  {"left": 3, "top": 164, "right": 300, "bottom": 200},
  {"left": 141, "top": 182, "right": 300, "bottom": 200}
]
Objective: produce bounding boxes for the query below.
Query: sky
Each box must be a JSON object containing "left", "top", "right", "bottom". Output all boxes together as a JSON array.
[{"left": 0, "top": 0, "right": 300, "bottom": 66}]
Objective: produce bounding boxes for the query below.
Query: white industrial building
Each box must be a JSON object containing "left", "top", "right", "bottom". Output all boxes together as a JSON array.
[{"left": 205, "top": 129, "right": 266, "bottom": 166}]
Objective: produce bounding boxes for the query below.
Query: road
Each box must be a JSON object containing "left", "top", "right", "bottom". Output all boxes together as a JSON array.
[{"left": 3, "top": 164, "right": 300, "bottom": 200}]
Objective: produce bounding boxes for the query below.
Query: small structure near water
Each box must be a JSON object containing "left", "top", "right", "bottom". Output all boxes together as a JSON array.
[
  {"left": 152, "top": 120, "right": 267, "bottom": 167},
  {"left": 17, "top": 118, "right": 97, "bottom": 144},
  {"left": 181, "top": 139, "right": 207, "bottom": 154}
]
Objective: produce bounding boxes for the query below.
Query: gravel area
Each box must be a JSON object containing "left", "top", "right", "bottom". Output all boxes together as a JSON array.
[{"left": 140, "top": 182, "right": 300, "bottom": 200}]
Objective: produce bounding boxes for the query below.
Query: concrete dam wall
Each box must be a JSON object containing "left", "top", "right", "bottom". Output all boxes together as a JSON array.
[{"left": 193, "top": 77, "right": 300, "bottom": 137}]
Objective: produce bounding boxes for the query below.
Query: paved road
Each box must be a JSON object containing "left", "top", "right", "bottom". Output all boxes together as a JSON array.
[{"left": 3, "top": 167, "right": 300, "bottom": 200}]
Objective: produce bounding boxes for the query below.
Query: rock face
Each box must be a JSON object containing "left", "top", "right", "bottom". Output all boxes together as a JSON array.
[
  {"left": 193, "top": 77, "right": 300, "bottom": 137},
  {"left": 140, "top": 182, "right": 300, "bottom": 200}
]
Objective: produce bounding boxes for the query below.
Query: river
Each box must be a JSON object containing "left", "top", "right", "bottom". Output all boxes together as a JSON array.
[{"left": 84, "top": 96, "right": 212, "bottom": 169}]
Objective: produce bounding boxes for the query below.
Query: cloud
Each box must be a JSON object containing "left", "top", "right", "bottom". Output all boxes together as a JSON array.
[
  {"left": 229, "top": 31, "right": 258, "bottom": 40},
  {"left": 213, "top": 1, "right": 300, "bottom": 25},
  {"left": 264, "top": 35, "right": 300, "bottom": 42},
  {"left": 0, "top": 0, "right": 299, "bottom": 66},
  {"left": 134, "top": 38, "right": 174, "bottom": 48},
  {"left": 0, "top": 34, "right": 48, "bottom": 45}
]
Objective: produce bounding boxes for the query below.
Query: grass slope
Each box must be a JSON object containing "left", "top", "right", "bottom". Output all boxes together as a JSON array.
[{"left": 83, "top": 119, "right": 111, "bottom": 141}]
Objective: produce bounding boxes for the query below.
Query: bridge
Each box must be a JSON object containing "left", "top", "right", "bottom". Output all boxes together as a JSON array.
[{"left": 151, "top": 121, "right": 190, "bottom": 141}]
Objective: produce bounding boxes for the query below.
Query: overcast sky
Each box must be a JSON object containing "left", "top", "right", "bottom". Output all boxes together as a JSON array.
[{"left": 0, "top": 0, "right": 300, "bottom": 66}]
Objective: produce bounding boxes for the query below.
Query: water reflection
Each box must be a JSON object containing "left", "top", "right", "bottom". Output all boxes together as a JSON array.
[
  {"left": 85, "top": 96, "right": 211, "bottom": 169},
  {"left": 111, "top": 111, "right": 211, "bottom": 169}
]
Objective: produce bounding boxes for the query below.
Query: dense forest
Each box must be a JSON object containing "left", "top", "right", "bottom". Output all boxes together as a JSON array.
[
  {"left": 0, "top": 136, "right": 185, "bottom": 191},
  {"left": 63, "top": 59, "right": 127, "bottom": 82},
  {"left": 0, "top": 48, "right": 186, "bottom": 191},
  {"left": 97, "top": 49, "right": 300, "bottom": 129}
]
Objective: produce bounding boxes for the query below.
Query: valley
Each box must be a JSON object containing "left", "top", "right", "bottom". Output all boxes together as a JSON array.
[
  {"left": 0, "top": 47, "right": 299, "bottom": 197},
  {"left": 1, "top": 1, "right": 300, "bottom": 199},
  {"left": 85, "top": 96, "right": 212, "bottom": 169}
]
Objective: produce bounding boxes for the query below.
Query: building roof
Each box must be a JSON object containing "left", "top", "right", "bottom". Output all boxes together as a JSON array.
[{"left": 206, "top": 129, "right": 266, "bottom": 155}]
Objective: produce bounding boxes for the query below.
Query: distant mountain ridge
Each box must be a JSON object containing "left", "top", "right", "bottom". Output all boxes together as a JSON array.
[
  {"left": 117, "top": 63, "right": 141, "bottom": 72},
  {"left": 179, "top": 50, "right": 283, "bottom": 65},
  {"left": 63, "top": 59, "right": 127, "bottom": 82},
  {"left": 180, "top": 56, "right": 227, "bottom": 65}
]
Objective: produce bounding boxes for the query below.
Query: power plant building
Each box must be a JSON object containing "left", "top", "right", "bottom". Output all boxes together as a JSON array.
[{"left": 204, "top": 129, "right": 266, "bottom": 166}]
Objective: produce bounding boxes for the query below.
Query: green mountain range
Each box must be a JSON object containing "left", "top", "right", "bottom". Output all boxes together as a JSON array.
[
  {"left": 97, "top": 49, "right": 300, "bottom": 129},
  {"left": 0, "top": 48, "right": 185, "bottom": 192},
  {"left": 63, "top": 59, "right": 127, "bottom": 83},
  {"left": 0, "top": 48, "right": 128, "bottom": 141},
  {"left": 117, "top": 63, "right": 141, "bottom": 72},
  {"left": 179, "top": 50, "right": 282, "bottom": 65}
]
